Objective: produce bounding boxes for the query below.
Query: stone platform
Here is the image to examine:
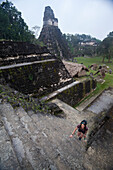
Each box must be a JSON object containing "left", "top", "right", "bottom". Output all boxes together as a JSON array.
[
  {"left": 0, "top": 102, "right": 88, "bottom": 170},
  {"left": 0, "top": 88, "right": 113, "bottom": 169}
]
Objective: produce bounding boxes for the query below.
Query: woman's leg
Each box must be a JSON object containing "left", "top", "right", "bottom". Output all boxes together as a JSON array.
[
  {"left": 77, "top": 132, "right": 81, "bottom": 137},
  {"left": 78, "top": 132, "right": 84, "bottom": 140},
  {"left": 78, "top": 132, "right": 84, "bottom": 137},
  {"left": 80, "top": 133, "right": 84, "bottom": 138}
]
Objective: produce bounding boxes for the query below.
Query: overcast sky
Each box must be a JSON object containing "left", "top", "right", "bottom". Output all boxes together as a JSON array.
[{"left": 2, "top": 0, "right": 113, "bottom": 40}]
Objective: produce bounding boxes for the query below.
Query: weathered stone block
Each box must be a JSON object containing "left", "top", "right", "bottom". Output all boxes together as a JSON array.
[
  {"left": 57, "top": 79, "right": 96, "bottom": 107},
  {"left": 92, "top": 79, "right": 97, "bottom": 89},
  {"left": 85, "top": 80, "right": 90, "bottom": 94}
]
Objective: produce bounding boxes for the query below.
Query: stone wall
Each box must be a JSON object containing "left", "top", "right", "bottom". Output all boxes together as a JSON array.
[
  {"left": 0, "top": 41, "right": 53, "bottom": 66},
  {"left": 0, "top": 59, "right": 72, "bottom": 96},
  {"left": 85, "top": 103, "right": 113, "bottom": 169},
  {"left": 57, "top": 79, "right": 96, "bottom": 106},
  {"left": 0, "top": 41, "right": 49, "bottom": 59}
]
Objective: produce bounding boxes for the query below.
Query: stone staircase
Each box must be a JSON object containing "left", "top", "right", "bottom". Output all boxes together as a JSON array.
[
  {"left": 1, "top": 87, "right": 112, "bottom": 169},
  {"left": 0, "top": 114, "right": 21, "bottom": 170},
  {"left": 0, "top": 101, "right": 91, "bottom": 170}
]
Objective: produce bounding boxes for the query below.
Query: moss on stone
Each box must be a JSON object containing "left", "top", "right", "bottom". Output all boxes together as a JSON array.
[
  {"left": 29, "top": 74, "right": 33, "bottom": 81},
  {"left": 0, "top": 84, "right": 65, "bottom": 117}
]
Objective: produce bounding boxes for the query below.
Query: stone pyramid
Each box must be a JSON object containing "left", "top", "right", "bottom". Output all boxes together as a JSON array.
[{"left": 39, "top": 6, "right": 72, "bottom": 59}]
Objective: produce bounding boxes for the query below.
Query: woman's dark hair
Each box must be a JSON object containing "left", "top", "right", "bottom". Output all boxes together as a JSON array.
[
  {"left": 79, "top": 120, "right": 87, "bottom": 130},
  {"left": 80, "top": 120, "right": 87, "bottom": 125}
]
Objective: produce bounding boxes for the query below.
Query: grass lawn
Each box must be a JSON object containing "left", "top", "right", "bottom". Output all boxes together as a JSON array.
[
  {"left": 73, "top": 56, "right": 113, "bottom": 106},
  {"left": 75, "top": 56, "right": 113, "bottom": 88},
  {"left": 75, "top": 56, "right": 113, "bottom": 70}
]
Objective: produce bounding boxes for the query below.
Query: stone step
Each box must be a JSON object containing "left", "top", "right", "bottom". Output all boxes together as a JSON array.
[
  {"left": 15, "top": 108, "right": 77, "bottom": 168},
  {"left": 30, "top": 109, "right": 84, "bottom": 145},
  {"left": 0, "top": 102, "right": 87, "bottom": 169},
  {"left": 15, "top": 107, "right": 70, "bottom": 169},
  {"left": 40, "top": 81, "right": 80, "bottom": 101},
  {"left": 0, "top": 103, "right": 51, "bottom": 170},
  {"left": 30, "top": 113, "right": 86, "bottom": 169},
  {"left": 51, "top": 99, "right": 96, "bottom": 138},
  {"left": 40, "top": 77, "right": 89, "bottom": 102},
  {"left": 0, "top": 59, "right": 56, "bottom": 70},
  {"left": 86, "top": 88, "right": 113, "bottom": 114},
  {"left": 32, "top": 110, "right": 87, "bottom": 166},
  {"left": 51, "top": 99, "right": 83, "bottom": 123},
  {"left": 16, "top": 107, "right": 80, "bottom": 147},
  {"left": 76, "top": 89, "right": 105, "bottom": 112},
  {"left": 15, "top": 107, "right": 86, "bottom": 169},
  {"left": 15, "top": 107, "right": 53, "bottom": 155},
  {"left": 0, "top": 116, "right": 21, "bottom": 170}
]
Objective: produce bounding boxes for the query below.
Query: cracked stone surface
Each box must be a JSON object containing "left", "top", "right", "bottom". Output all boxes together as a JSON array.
[
  {"left": 0, "top": 88, "right": 113, "bottom": 170},
  {"left": 0, "top": 102, "right": 90, "bottom": 169},
  {"left": 87, "top": 89, "right": 113, "bottom": 114}
]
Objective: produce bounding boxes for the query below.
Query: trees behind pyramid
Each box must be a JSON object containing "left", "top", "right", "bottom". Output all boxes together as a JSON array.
[
  {"left": 0, "top": 0, "right": 34, "bottom": 42},
  {"left": 39, "top": 6, "right": 72, "bottom": 59}
]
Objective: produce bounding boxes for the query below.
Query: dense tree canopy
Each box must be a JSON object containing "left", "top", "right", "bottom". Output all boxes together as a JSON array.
[
  {"left": 0, "top": 0, "right": 35, "bottom": 42},
  {"left": 63, "top": 33, "right": 101, "bottom": 57},
  {"left": 97, "top": 36, "right": 113, "bottom": 62},
  {"left": 107, "top": 31, "right": 113, "bottom": 38}
]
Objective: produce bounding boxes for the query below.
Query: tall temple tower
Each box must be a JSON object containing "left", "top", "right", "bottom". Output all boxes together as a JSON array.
[
  {"left": 43, "top": 6, "right": 58, "bottom": 27},
  {"left": 39, "top": 6, "right": 71, "bottom": 59}
]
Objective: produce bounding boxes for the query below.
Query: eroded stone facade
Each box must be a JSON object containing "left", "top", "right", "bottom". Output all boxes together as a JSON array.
[{"left": 39, "top": 6, "right": 72, "bottom": 59}]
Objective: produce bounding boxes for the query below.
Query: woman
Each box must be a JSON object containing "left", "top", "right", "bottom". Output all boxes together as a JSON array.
[{"left": 70, "top": 120, "right": 88, "bottom": 140}]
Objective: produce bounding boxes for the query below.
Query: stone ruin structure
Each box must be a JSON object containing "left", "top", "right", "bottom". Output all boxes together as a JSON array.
[
  {"left": 0, "top": 7, "right": 112, "bottom": 170},
  {"left": 39, "top": 6, "right": 72, "bottom": 59},
  {"left": 1, "top": 17, "right": 112, "bottom": 169},
  {"left": 43, "top": 6, "right": 58, "bottom": 27},
  {"left": 63, "top": 60, "right": 89, "bottom": 77},
  {"left": 90, "top": 64, "right": 98, "bottom": 71},
  {"left": 0, "top": 41, "right": 96, "bottom": 105},
  {"left": 0, "top": 41, "right": 49, "bottom": 66},
  {"left": 0, "top": 41, "right": 72, "bottom": 96}
]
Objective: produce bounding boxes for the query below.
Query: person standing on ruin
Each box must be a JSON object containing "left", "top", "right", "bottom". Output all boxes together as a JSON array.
[{"left": 70, "top": 120, "right": 88, "bottom": 141}]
